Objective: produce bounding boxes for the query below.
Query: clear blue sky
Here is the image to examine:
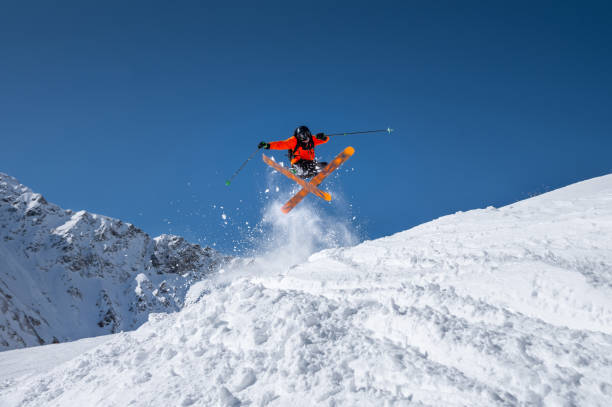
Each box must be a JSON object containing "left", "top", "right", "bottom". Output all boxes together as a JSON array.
[{"left": 2, "top": 1, "right": 611, "bottom": 253}]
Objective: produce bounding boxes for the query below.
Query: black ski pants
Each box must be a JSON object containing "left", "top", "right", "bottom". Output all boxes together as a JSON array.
[{"left": 293, "top": 160, "right": 328, "bottom": 179}]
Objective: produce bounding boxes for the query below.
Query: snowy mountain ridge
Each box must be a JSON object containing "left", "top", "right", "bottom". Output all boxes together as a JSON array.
[
  {"left": 0, "top": 172, "right": 229, "bottom": 351},
  {"left": 1, "top": 173, "right": 612, "bottom": 406}
]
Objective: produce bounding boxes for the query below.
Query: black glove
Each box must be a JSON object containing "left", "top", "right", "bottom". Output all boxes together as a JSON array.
[
  {"left": 315, "top": 132, "right": 328, "bottom": 141},
  {"left": 258, "top": 141, "right": 270, "bottom": 149}
]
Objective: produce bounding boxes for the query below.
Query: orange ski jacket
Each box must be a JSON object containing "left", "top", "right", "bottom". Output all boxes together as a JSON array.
[{"left": 268, "top": 136, "right": 329, "bottom": 164}]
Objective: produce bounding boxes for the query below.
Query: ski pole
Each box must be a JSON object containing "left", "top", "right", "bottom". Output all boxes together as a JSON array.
[
  {"left": 325, "top": 128, "right": 394, "bottom": 137},
  {"left": 225, "top": 146, "right": 262, "bottom": 186}
]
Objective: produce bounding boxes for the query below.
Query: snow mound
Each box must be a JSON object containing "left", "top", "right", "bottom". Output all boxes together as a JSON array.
[{"left": 2, "top": 174, "right": 612, "bottom": 406}]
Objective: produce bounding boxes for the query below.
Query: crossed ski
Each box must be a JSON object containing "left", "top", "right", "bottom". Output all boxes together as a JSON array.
[{"left": 262, "top": 146, "right": 355, "bottom": 213}]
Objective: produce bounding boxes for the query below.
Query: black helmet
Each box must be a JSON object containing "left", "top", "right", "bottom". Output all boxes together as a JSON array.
[{"left": 294, "top": 125, "right": 312, "bottom": 142}]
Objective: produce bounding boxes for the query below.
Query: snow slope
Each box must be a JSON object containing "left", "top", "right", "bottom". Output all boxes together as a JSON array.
[
  {"left": 0, "top": 334, "right": 114, "bottom": 384},
  {"left": 0, "top": 173, "right": 229, "bottom": 351},
  {"left": 2, "top": 174, "right": 612, "bottom": 406}
]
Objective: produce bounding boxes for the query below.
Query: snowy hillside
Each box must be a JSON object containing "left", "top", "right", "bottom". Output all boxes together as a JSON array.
[
  {"left": 0, "top": 173, "right": 228, "bottom": 351},
  {"left": 2, "top": 174, "right": 612, "bottom": 406}
]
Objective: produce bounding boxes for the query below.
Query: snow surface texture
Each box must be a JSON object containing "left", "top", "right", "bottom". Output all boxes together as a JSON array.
[
  {"left": 0, "top": 173, "right": 229, "bottom": 351},
  {"left": 2, "top": 174, "right": 612, "bottom": 406}
]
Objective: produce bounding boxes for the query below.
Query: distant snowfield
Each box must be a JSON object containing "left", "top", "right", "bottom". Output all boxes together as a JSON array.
[{"left": 2, "top": 174, "right": 612, "bottom": 406}]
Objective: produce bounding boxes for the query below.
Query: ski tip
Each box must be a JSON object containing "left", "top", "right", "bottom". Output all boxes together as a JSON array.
[{"left": 387, "top": 127, "right": 394, "bottom": 134}]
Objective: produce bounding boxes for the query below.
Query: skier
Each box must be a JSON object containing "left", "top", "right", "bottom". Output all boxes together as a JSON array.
[{"left": 258, "top": 125, "right": 329, "bottom": 178}]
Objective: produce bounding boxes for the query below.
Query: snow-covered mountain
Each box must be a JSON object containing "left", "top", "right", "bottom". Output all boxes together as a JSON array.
[
  {"left": 1, "top": 173, "right": 612, "bottom": 406},
  {"left": 0, "top": 173, "right": 229, "bottom": 351}
]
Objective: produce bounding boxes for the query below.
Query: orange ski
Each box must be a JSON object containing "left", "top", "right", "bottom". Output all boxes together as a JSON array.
[
  {"left": 262, "top": 154, "right": 331, "bottom": 201},
  {"left": 281, "top": 146, "right": 354, "bottom": 213}
]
